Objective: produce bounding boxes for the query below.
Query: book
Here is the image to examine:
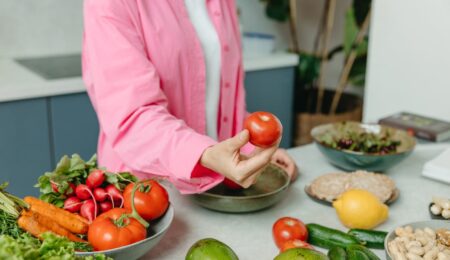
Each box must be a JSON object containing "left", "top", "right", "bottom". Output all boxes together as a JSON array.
[{"left": 379, "top": 112, "right": 450, "bottom": 142}]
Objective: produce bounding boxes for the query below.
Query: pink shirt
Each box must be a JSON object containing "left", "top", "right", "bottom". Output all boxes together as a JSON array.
[{"left": 82, "top": 0, "right": 251, "bottom": 194}]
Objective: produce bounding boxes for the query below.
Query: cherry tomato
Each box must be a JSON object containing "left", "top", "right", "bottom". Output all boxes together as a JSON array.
[
  {"left": 272, "top": 217, "right": 308, "bottom": 249},
  {"left": 223, "top": 178, "right": 243, "bottom": 190},
  {"left": 280, "top": 239, "right": 314, "bottom": 252},
  {"left": 88, "top": 208, "right": 146, "bottom": 251},
  {"left": 244, "top": 111, "right": 282, "bottom": 148},
  {"left": 123, "top": 180, "right": 169, "bottom": 221}
]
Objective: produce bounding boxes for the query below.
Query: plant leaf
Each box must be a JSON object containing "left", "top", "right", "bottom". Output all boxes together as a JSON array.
[{"left": 265, "top": 0, "right": 290, "bottom": 22}]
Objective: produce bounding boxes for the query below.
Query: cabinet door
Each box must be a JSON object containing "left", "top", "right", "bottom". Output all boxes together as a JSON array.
[
  {"left": 245, "top": 67, "right": 295, "bottom": 148},
  {"left": 0, "top": 98, "right": 52, "bottom": 197},
  {"left": 50, "top": 93, "right": 99, "bottom": 162}
]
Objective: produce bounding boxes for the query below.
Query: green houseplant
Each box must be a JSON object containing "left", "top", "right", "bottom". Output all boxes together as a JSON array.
[{"left": 261, "top": 0, "right": 371, "bottom": 145}]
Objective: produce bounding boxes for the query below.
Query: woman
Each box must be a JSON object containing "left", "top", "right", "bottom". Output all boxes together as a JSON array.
[{"left": 82, "top": 0, "right": 297, "bottom": 194}]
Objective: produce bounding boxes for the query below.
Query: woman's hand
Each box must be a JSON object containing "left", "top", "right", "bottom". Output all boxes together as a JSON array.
[
  {"left": 200, "top": 130, "right": 279, "bottom": 188},
  {"left": 271, "top": 148, "right": 298, "bottom": 181}
]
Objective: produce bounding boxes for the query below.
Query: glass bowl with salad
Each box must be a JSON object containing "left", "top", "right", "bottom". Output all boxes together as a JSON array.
[{"left": 311, "top": 121, "right": 416, "bottom": 172}]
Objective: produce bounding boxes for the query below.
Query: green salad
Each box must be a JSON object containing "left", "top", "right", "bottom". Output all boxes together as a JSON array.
[
  {"left": 320, "top": 130, "right": 401, "bottom": 154},
  {"left": 0, "top": 233, "right": 110, "bottom": 260}
]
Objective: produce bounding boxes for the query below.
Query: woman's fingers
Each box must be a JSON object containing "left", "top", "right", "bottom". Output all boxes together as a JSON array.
[
  {"left": 271, "top": 148, "right": 298, "bottom": 181},
  {"left": 236, "top": 144, "right": 278, "bottom": 182},
  {"left": 225, "top": 130, "right": 249, "bottom": 152}
]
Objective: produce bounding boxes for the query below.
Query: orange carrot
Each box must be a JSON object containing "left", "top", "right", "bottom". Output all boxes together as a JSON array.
[
  {"left": 24, "top": 196, "right": 89, "bottom": 234},
  {"left": 18, "top": 211, "right": 86, "bottom": 243}
]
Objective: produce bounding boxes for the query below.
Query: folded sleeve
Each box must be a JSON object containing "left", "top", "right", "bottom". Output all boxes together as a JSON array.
[{"left": 83, "top": 1, "right": 223, "bottom": 194}]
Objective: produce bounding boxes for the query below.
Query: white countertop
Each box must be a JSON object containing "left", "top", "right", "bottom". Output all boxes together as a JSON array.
[
  {"left": 0, "top": 52, "right": 298, "bottom": 103},
  {"left": 144, "top": 143, "right": 450, "bottom": 260}
]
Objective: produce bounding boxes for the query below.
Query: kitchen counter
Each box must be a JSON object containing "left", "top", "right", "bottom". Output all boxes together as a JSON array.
[
  {"left": 145, "top": 143, "right": 450, "bottom": 259},
  {"left": 0, "top": 52, "right": 298, "bottom": 103}
]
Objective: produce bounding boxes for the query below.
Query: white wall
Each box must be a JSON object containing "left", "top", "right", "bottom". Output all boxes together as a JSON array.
[
  {"left": 0, "top": 0, "right": 83, "bottom": 58},
  {"left": 364, "top": 0, "right": 450, "bottom": 122}
]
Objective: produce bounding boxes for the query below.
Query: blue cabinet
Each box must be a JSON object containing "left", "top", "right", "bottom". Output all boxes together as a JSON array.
[
  {"left": 0, "top": 98, "right": 52, "bottom": 197},
  {"left": 245, "top": 67, "right": 295, "bottom": 148},
  {"left": 50, "top": 93, "right": 99, "bottom": 161}
]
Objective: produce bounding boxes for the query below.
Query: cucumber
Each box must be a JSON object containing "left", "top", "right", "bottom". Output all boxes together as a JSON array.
[
  {"left": 327, "top": 247, "right": 347, "bottom": 260},
  {"left": 306, "top": 224, "right": 362, "bottom": 249},
  {"left": 346, "top": 245, "right": 380, "bottom": 260},
  {"left": 347, "top": 249, "right": 370, "bottom": 260},
  {"left": 347, "top": 229, "right": 387, "bottom": 249}
]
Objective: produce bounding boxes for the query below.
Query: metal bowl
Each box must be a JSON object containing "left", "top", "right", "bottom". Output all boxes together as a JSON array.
[
  {"left": 75, "top": 205, "right": 174, "bottom": 260},
  {"left": 311, "top": 121, "right": 416, "bottom": 172},
  {"left": 190, "top": 164, "right": 290, "bottom": 213},
  {"left": 384, "top": 220, "right": 450, "bottom": 260}
]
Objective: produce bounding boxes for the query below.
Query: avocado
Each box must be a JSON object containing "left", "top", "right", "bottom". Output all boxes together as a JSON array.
[
  {"left": 274, "top": 248, "right": 329, "bottom": 260},
  {"left": 185, "top": 238, "right": 239, "bottom": 260}
]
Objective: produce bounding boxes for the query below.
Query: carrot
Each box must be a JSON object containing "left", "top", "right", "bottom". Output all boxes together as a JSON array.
[
  {"left": 24, "top": 196, "right": 89, "bottom": 234},
  {"left": 18, "top": 211, "right": 86, "bottom": 243}
]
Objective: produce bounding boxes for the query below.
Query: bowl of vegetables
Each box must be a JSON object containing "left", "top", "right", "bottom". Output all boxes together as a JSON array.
[{"left": 311, "top": 121, "right": 416, "bottom": 172}]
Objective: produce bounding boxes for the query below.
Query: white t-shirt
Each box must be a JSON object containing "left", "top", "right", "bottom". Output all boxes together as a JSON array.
[{"left": 184, "top": 0, "right": 222, "bottom": 140}]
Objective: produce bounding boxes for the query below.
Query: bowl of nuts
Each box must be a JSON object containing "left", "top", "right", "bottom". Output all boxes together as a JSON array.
[{"left": 385, "top": 220, "right": 450, "bottom": 260}]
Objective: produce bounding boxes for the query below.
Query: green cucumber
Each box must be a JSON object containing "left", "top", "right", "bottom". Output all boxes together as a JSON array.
[
  {"left": 347, "top": 229, "right": 387, "bottom": 249},
  {"left": 306, "top": 224, "right": 362, "bottom": 249},
  {"left": 327, "top": 247, "right": 347, "bottom": 260},
  {"left": 346, "top": 245, "right": 380, "bottom": 260},
  {"left": 347, "top": 249, "right": 370, "bottom": 260}
]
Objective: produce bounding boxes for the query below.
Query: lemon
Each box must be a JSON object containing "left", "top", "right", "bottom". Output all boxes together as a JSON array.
[{"left": 332, "top": 189, "right": 389, "bottom": 229}]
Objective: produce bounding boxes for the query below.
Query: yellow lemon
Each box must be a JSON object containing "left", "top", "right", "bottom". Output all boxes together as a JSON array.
[{"left": 332, "top": 189, "right": 389, "bottom": 229}]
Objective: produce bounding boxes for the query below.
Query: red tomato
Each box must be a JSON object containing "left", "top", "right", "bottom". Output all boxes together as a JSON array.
[
  {"left": 272, "top": 217, "right": 308, "bottom": 249},
  {"left": 244, "top": 112, "right": 282, "bottom": 148},
  {"left": 223, "top": 178, "right": 243, "bottom": 190},
  {"left": 88, "top": 208, "right": 147, "bottom": 251},
  {"left": 123, "top": 180, "right": 169, "bottom": 221},
  {"left": 280, "top": 239, "right": 314, "bottom": 252}
]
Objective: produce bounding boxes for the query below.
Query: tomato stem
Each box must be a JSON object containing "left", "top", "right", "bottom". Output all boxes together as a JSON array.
[{"left": 128, "top": 182, "right": 149, "bottom": 228}]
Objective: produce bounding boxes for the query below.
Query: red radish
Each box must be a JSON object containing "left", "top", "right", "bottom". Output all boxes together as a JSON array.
[
  {"left": 63, "top": 196, "right": 83, "bottom": 213},
  {"left": 105, "top": 184, "right": 124, "bottom": 208},
  {"left": 66, "top": 183, "right": 76, "bottom": 196},
  {"left": 80, "top": 199, "right": 97, "bottom": 222},
  {"left": 51, "top": 181, "right": 76, "bottom": 196},
  {"left": 93, "top": 187, "right": 107, "bottom": 202},
  {"left": 86, "top": 169, "right": 105, "bottom": 189},
  {"left": 75, "top": 184, "right": 93, "bottom": 200},
  {"left": 75, "top": 184, "right": 97, "bottom": 219},
  {"left": 99, "top": 201, "right": 113, "bottom": 213}
]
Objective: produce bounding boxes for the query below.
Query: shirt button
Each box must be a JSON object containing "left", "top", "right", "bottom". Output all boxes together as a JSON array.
[
  {"left": 223, "top": 45, "right": 230, "bottom": 52},
  {"left": 223, "top": 116, "right": 228, "bottom": 123},
  {"left": 224, "top": 82, "right": 231, "bottom": 88}
]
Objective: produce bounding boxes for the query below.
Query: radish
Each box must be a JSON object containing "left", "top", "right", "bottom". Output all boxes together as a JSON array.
[
  {"left": 99, "top": 201, "right": 113, "bottom": 213},
  {"left": 105, "top": 184, "right": 124, "bottom": 208},
  {"left": 80, "top": 199, "right": 97, "bottom": 222},
  {"left": 51, "top": 181, "right": 76, "bottom": 196},
  {"left": 86, "top": 169, "right": 105, "bottom": 189},
  {"left": 75, "top": 184, "right": 93, "bottom": 200},
  {"left": 93, "top": 187, "right": 107, "bottom": 202},
  {"left": 75, "top": 184, "right": 97, "bottom": 220},
  {"left": 66, "top": 183, "right": 76, "bottom": 196},
  {"left": 63, "top": 196, "right": 83, "bottom": 213}
]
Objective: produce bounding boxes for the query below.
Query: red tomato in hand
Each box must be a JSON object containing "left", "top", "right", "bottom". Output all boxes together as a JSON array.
[
  {"left": 280, "top": 239, "right": 314, "bottom": 252},
  {"left": 223, "top": 178, "right": 243, "bottom": 190},
  {"left": 124, "top": 180, "right": 169, "bottom": 221},
  {"left": 244, "top": 112, "right": 282, "bottom": 148},
  {"left": 273, "top": 217, "right": 308, "bottom": 249},
  {"left": 88, "top": 208, "right": 146, "bottom": 251}
]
